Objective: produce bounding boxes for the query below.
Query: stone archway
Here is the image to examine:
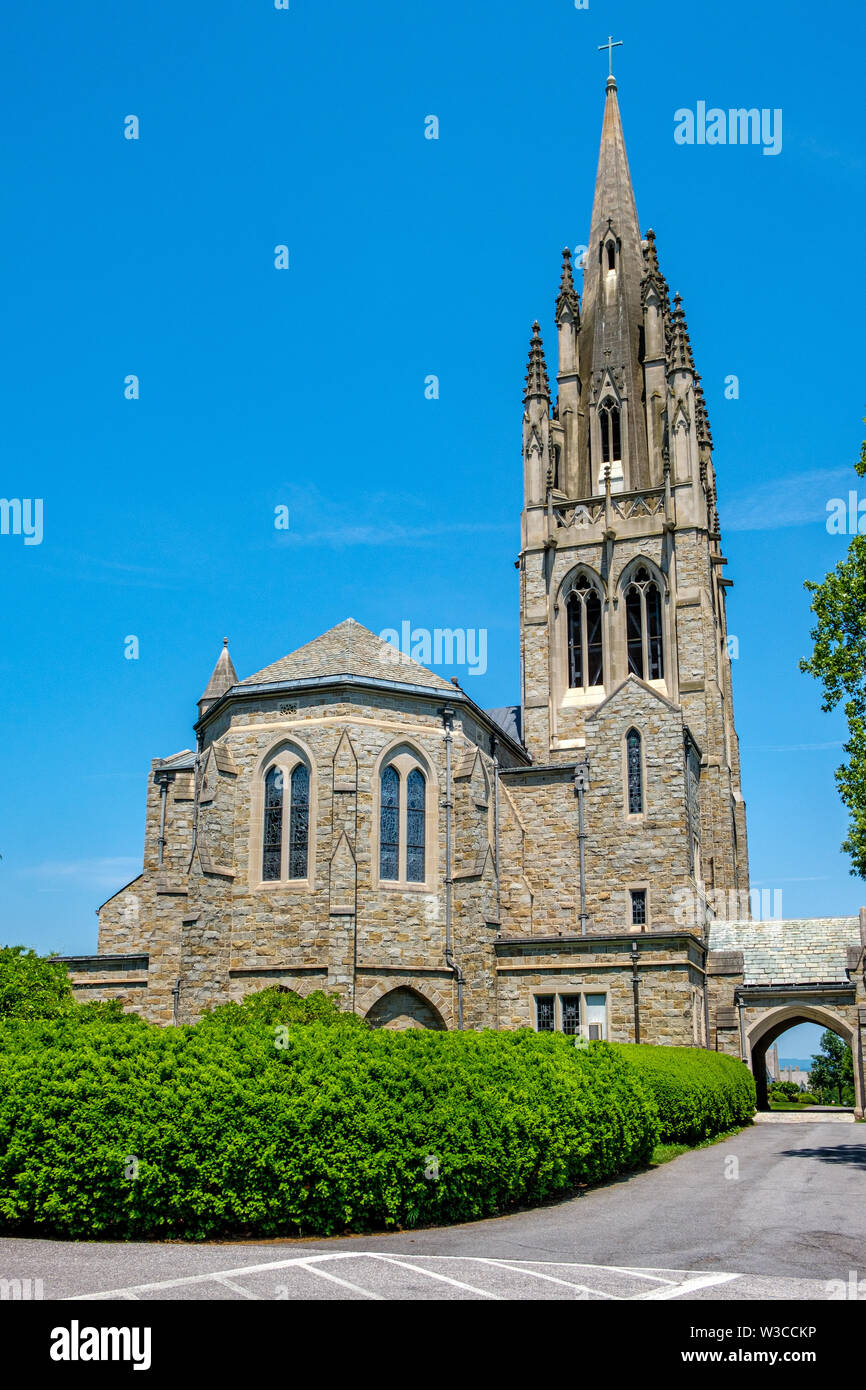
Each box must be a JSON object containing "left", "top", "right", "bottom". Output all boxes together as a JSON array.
[
  {"left": 747, "top": 1004, "right": 861, "bottom": 1114},
  {"left": 365, "top": 986, "right": 446, "bottom": 1031}
]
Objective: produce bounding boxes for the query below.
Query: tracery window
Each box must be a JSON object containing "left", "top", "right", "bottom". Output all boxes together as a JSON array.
[
  {"left": 599, "top": 396, "right": 622, "bottom": 465},
  {"left": 261, "top": 755, "right": 310, "bottom": 882},
  {"left": 262, "top": 766, "right": 283, "bottom": 881},
  {"left": 379, "top": 755, "right": 428, "bottom": 886},
  {"left": 626, "top": 728, "right": 643, "bottom": 815},
  {"left": 625, "top": 566, "right": 664, "bottom": 680},
  {"left": 288, "top": 764, "right": 310, "bottom": 880},
  {"left": 567, "top": 575, "right": 604, "bottom": 691},
  {"left": 380, "top": 765, "right": 400, "bottom": 880}
]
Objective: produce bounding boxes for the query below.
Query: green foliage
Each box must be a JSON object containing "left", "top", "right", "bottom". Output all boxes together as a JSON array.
[
  {"left": 800, "top": 419, "right": 866, "bottom": 877},
  {"left": 196, "top": 985, "right": 368, "bottom": 1033},
  {"left": 0, "top": 1021, "right": 658, "bottom": 1240},
  {"left": 809, "top": 1030, "right": 855, "bottom": 1106},
  {"left": 615, "top": 1044, "right": 756, "bottom": 1145},
  {"left": 770, "top": 1081, "right": 803, "bottom": 1102},
  {"left": 0, "top": 946, "right": 75, "bottom": 1021}
]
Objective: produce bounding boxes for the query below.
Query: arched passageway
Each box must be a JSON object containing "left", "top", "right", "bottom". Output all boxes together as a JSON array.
[{"left": 747, "top": 1005, "right": 860, "bottom": 1113}]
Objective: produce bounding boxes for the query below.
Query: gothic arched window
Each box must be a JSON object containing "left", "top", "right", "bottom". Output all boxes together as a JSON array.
[
  {"left": 567, "top": 576, "right": 604, "bottom": 691},
  {"left": 625, "top": 566, "right": 664, "bottom": 681},
  {"left": 599, "top": 397, "right": 622, "bottom": 464},
  {"left": 262, "top": 766, "right": 283, "bottom": 881},
  {"left": 260, "top": 754, "right": 312, "bottom": 883},
  {"left": 607, "top": 241, "right": 616, "bottom": 271},
  {"left": 380, "top": 765, "right": 400, "bottom": 881},
  {"left": 626, "top": 728, "right": 643, "bottom": 815},
  {"left": 379, "top": 754, "right": 430, "bottom": 886},
  {"left": 289, "top": 763, "right": 310, "bottom": 880},
  {"left": 406, "top": 768, "right": 426, "bottom": 883}
]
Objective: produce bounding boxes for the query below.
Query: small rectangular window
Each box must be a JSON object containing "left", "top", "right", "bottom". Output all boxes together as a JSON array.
[
  {"left": 585, "top": 994, "right": 607, "bottom": 1040},
  {"left": 630, "top": 889, "right": 647, "bottom": 927},
  {"left": 561, "top": 996, "right": 581, "bottom": 1035},
  {"left": 536, "top": 996, "right": 555, "bottom": 1032}
]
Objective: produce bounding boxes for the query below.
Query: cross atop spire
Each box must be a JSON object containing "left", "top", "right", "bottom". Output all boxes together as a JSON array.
[{"left": 598, "top": 34, "right": 623, "bottom": 80}]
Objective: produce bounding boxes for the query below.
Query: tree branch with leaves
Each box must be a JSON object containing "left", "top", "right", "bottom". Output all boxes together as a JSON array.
[{"left": 800, "top": 419, "right": 866, "bottom": 878}]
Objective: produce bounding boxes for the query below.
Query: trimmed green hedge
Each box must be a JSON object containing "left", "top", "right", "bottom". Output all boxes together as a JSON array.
[
  {"left": 615, "top": 1043, "right": 756, "bottom": 1144},
  {"left": 0, "top": 1018, "right": 658, "bottom": 1240}
]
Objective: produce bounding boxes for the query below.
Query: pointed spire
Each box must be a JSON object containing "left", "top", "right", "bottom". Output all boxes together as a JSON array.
[
  {"left": 670, "top": 294, "right": 695, "bottom": 373},
  {"left": 523, "top": 321, "right": 550, "bottom": 402},
  {"left": 198, "top": 638, "right": 238, "bottom": 719},
  {"left": 579, "top": 75, "right": 650, "bottom": 489},
  {"left": 555, "top": 247, "right": 580, "bottom": 324}
]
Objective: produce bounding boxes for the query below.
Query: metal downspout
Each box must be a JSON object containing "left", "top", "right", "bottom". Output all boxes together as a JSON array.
[{"left": 441, "top": 705, "right": 463, "bottom": 1029}]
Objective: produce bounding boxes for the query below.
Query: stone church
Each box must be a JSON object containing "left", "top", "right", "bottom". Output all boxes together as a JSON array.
[{"left": 62, "top": 73, "right": 866, "bottom": 1105}]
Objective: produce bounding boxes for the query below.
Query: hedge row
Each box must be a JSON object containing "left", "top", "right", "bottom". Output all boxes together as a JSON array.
[
  {"left": 616, "top": 1043, "right": 756, "bottom": 1144},
  {"left": 0, "top": 1015, "right": 659, "bottom": 1240}
]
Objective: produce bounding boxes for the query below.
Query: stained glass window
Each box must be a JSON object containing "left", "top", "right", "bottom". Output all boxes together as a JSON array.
[
  {"left": 262, "top": 766, "right": 283, "bottom": 881},
  {"left": 627, "top": 728, "right": 643, "bottom": 814},
  {"left": 380, "top": 765, "right": 400, "bottom": 881},
  {"left": 631, "top": 889, "right": 647, "bottom": 927},
  {"left": 561, "top": 996, "right": 581, "bottom": 1035},
  {"left": 536, "top": 996, "right": 555, "bottom": 1032},
  {"left": 289, "top": 763, "right": 309, "bottom": 880},
  {"left": 406, "top": 768, "right": 426, "bottom": 883}
]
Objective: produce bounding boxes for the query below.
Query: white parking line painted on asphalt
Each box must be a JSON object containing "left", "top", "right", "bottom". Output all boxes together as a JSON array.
[
  {"left": 68, "top": 1250, "right": 731, "bottom": 1303},
  {"left": 292, "top": 1259, "right": 385, "bottom": 1300},
  {"left": 632, "top": 1272, "right": 741, "bottom": 1299},
  {"left": 469, "top": 1258, "right": 616, "bottom": 1298},
  {"left": 211, "top": 1275, "right": 260, "bottom": 1300},
  {"left": 366, "top": 1254, "right": 502, "bottom": 1299}
]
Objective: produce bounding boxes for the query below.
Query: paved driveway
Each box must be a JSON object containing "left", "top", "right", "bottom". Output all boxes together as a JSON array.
[{"left": 1, "top": 1121, "right": 862, "bottom": 1300}]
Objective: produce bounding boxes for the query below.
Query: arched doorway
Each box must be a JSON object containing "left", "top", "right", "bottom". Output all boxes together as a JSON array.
[
  {"left": 365, "top": 986, "right": 446, "bottom": 1031},
  {"left": 748, "top": 1005, "right": 860, "bottom": 1114}
]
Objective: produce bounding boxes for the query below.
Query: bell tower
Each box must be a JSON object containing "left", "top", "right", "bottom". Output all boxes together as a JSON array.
[{"left": 518, "top": 68, "right": 749, "bottom": 904}]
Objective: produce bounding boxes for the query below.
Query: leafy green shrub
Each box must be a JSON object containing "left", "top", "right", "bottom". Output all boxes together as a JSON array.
[
  {"left": 196, "top": 985, "right": 368, "bottom": 1033},
  {"left": 615, "top": 1044, "right": 755, "bottom": 1144},
  {"left": 0, "top": 946, "right": 74, "bottom": 1021},
  {"left": 0, "top": 1023, "right": 658, "bottom": 1240}
]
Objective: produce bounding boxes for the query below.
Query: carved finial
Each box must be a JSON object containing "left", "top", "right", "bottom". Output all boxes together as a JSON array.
[
  {"left": 523, "top": 321, "right": 550, "bottom": 402},
  {"left": 555, "top": 246, "right": 581, "bottom": 324}
]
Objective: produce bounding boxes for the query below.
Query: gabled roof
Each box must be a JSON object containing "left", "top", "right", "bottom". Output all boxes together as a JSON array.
[{"left": 240, "top": 618, "right": 457, "bottom": 693}]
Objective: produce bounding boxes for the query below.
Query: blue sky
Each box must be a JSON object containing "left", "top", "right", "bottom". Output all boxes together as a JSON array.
[{"left": 1, "top": 2, "right": 864, "bottom": 1062}]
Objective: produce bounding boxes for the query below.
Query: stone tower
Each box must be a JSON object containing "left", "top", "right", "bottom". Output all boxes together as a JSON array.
[{"left": 519, "top": 73, "right": 749, "bottom": 911}]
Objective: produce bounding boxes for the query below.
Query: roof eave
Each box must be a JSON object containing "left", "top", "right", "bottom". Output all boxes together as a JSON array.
[{"left": 194, "top": 673, "right": 531, "bottom": 764}]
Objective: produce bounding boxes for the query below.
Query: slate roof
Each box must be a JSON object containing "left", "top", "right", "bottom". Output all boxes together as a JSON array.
[
  {"left": 486, "top": 706, "right": 523, "bottom": 745},
  {"left": 156, "top": 749, "right": 196, "bottom": 770},
  {"left": 708, "top": 917, "right": 861, "bottom": 986},
  {"left": 240, "top": 618, "right": 456, "bottom": 693}
]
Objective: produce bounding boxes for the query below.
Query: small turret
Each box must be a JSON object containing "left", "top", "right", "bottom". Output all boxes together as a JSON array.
[{"left": 198, "top": 639, "right": 238, "bottom": 721}]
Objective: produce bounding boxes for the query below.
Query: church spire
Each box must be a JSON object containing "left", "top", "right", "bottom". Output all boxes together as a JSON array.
[
  {"left": 578, "top": 74, "right": 650, "bottom": 492},
  {"left": 198, "top": 638, "right": 238, "bottom": 720}
]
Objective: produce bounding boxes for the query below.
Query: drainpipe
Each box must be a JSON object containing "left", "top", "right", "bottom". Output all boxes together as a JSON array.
[
  {"left": 631, "top": 939, "right": 641, "bottom": 1043},
  {"left": 574, "top": 759, "right": 590, "bottom": 934},
  {"left": 492, "top": 736, "right": 501, "bottom": 922},
  {"left": 735, "top": 990, "right": 748, "bottom": 1064},
  {"left": 441, "top": 705, "right": 464, "bottom": 1029}
]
